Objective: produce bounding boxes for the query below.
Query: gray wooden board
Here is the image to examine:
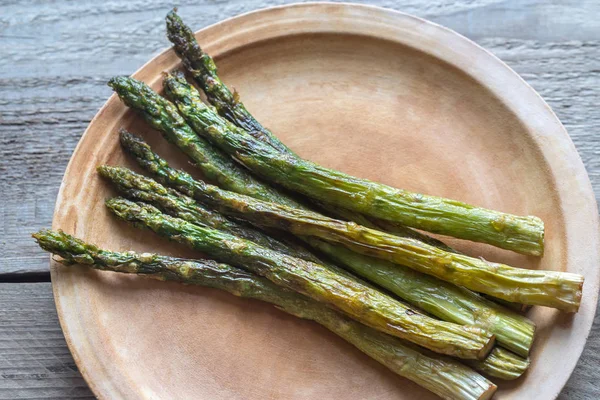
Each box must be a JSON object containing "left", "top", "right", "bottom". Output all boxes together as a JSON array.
[
  {"left": 0, "top": 284, "right": 95, "bottom": 399},
  {"left": 0, "top": 0, "right": 598, "bottom": 398}
]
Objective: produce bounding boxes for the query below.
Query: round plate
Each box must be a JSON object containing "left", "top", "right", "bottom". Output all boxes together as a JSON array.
[{"left": 51, "top": 3, "right": 599, "bottom": 399}]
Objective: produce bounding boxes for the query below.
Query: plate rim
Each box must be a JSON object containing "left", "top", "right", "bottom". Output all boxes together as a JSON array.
[{"left": 50, "top": 2, "right": 600, "bottom": 399}]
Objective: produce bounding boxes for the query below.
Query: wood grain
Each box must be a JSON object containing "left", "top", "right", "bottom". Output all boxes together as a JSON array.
[
  {"left": 1, "top": 0, "right": 599, "bottom": 399},
  {"left": 0, "top": 283, "right": 94, "bottom": 399}
]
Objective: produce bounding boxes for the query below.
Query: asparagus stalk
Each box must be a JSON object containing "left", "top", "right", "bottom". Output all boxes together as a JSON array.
[
  {"left": 99, "top": 159, "right": 535, "bottom": 358},
  {"left": 107, "top": 76, "right": 300, "bottom": 208},
  {"left": 105, "top": 197, "right": 496, "bottom": 359},
  {"left": 97, "top": 163, "right": 373, "bottom": 287},
  {"left": 33, "top": 229, "right": 497, "bottom": 399},
  {"left": 307, "top": 238, "right": 535, "bottom": 358},
  {"left": 165, "top": 13, "right": 461, "bottom": 255},
  {"left": 165, "top": 9, "right": 295, "bottom": 156},
  {"left": 97, "top": 162, "right": 314, "bottom": 261},
  {"left": 119, "top": 131, "right": 583, "bottom": 312},
  {"left": 161, "top": 70, "right": 545, "bottom": 256},
  {"left": 468, "top": 347, "right": 530, "bottom": 381},
  {"left": 162, "top": 21, "right": 535, "bottom": 318}
]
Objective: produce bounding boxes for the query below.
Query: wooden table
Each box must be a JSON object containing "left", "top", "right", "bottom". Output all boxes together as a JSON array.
[{"left": 1, "top": 1, "right": 598, "bottom": 398}]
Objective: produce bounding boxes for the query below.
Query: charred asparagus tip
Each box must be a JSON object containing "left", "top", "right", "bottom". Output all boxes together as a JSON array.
[
  {"left": 119, "top": 129, "right": 152, "bottom": 157},
  {"left": 107, "top": 76, "right": 126, "bottom": 90}
]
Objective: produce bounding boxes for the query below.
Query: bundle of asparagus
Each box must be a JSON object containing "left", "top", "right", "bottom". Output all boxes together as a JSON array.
[{"left": 34, "top": 8, "right": 586, "bottom": 400}]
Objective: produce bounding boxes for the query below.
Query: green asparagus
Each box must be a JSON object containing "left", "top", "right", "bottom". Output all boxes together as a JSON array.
[
  {"left": 118, "top": 131, "right": 583, "bottom": 312},
  {"left": 165, "top": 13, "right": 461, "bottom": 255},
  {"left": 99, "top": 157, "right": 535, "bottom": 358},
  {"left": 162, "top": 69, "right": 545, "bottom": 256},
  {"left": 33, "top": 229, "right": 497, "bottom": 399},
  {"left": 165, "top": 9, "right": 295, "bottom": 156},
  {"left": 107, "top": 76, "right": 299, "bottom": 207},
  {"left": 97, "top": 162, "right": 374, "bottom": 287},
  {"left": 105, "top": 197, "right": 496, "bottom": 359},
  {"left": 468, "top": 347, "right": 530, "bottom": 381}
]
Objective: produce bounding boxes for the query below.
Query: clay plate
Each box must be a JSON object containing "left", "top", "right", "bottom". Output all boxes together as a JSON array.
[{"left": 50, "top": 3, "right": 599, "bottom": 399}]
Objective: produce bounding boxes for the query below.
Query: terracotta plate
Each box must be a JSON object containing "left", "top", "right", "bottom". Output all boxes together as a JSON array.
[{"left": 51, "top": 3, "right": 599, "bottom": 399}]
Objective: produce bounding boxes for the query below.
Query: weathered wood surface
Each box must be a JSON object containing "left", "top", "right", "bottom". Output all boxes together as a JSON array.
[
  {"left": 0, "top": 284, "right": 95, "bottom": 399},
  {"left": 0, "top": 0, "right": 598, "bottom": 398}
]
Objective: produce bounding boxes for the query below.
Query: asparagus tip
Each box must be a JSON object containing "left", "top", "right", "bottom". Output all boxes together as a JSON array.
[
  {"left": 119, "top": 129, "right": 146, "bottom": 152},
  {"left": 107, "top": 76, "right": 126, "bottom": 90},
  {"left": 32, "top": 229, "right": 49, "bottom": 242},
  {"left": 105, "top": 196, "right": 128, "bottom": 210},
  {"left": 97, "top": 164, "right": 121, "bottom": 180},
  {"left": 119, "top": 130, "right": 155, "bottom": 160},
  {"left": 119, "top": 128, "right": 136, "bottom": 143},
  {"left": 166, "top": 8, "right": 181, "bottom": 23}
]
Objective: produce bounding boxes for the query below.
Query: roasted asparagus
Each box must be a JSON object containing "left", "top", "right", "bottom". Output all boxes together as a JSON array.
[{"left": 34, "top": 229, "right": 498, "bottom": 399}]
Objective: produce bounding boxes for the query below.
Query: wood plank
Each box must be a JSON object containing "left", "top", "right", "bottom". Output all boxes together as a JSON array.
[{"left": 0, "top": 283, "right": 94, "bottom": 399}]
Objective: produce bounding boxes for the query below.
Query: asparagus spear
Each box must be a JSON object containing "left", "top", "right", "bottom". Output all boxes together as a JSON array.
[
  {"left": 165, "top": 13, "right": 461, "bottom": 255},
  {"left": 468, "top": 347, "right": 530, "bottom": 381},
  {"left": 307, "top": 238, "right": 535, "bottom": 357},
  {"left": 107, "top": 76, "right": 299, "bottom": 208},
  {"left": 158, "top": 37, "right": 530, "bottom": 314},
  {"left": 118, "top": 131, "right": 583, "bottom": 312},
  {"left": 105, "top": 197, "right": 495, "bottom": 359},
  {"left": 161, "top": 70, "right": 545, "bottom": 256},
  {"left": 97, "top": 163, "right": 373, "bottom": 287},
  {"left": 33, "top": 229, "right": 497, "bottom": 399},
  {"left": 165, "top": 9, "right": 295, "bottom": 156},
  {"left": 99, "top": 160, "right": 535, "bottom": 358}
]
